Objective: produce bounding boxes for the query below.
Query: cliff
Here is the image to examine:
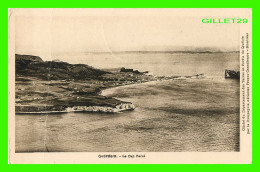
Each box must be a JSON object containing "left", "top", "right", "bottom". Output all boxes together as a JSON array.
[
  {"left": 16, "top": 54, "right": 110, "bottom": 80},
  {"left": 16, "top": 54, "right": 44, "bottom": 62},
  {"left": 16, "top": 103, "right": 135, "bottom": 114}
]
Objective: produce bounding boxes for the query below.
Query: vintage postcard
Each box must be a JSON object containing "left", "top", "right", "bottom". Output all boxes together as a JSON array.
[{"left": 8, "top": 8, "right": 252, "bottom": 164}]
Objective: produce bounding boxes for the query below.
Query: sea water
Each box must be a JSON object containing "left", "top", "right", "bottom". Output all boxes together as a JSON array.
[{"left": 15, "top": 52, "right": 240, "bottom": 152}]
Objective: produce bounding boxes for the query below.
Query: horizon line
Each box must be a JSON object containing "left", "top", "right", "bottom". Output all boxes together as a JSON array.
[
  {"left": 84, "top": 50, "right": 240, "bottom": 53},
  {"left": 15, "top": 50, "right": 240, "bottom": 57}
]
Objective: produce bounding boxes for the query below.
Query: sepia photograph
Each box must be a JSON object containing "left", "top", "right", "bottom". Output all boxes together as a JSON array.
[{"left": 8, "top": 8, "right": 252, "bottom": 163}]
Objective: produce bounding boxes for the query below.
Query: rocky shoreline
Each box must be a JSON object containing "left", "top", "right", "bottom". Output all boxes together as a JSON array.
[
  {"left": 16, "top": 102, "right": 135, "bottom": 114},
  {"left": 15, "top": 73, "right": 206, "bottom": 114}
]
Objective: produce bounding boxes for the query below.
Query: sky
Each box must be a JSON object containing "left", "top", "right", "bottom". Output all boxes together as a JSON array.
[{"left": 13, "top": 9, "right": 243, "bottom": 61}]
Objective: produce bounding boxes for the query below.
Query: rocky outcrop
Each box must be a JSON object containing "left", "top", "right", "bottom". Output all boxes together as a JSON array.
[
  {"left": 66, "top": 103, "right": 135, "bottom": 113},
  {"left": 16, "top": 54, "right": 44, "bottom": 62},
  {"left": 225, "top": 70, "right": 240, "bottom": 79},
  {"left": 15, "top": 103, "right": 135, "bottom": 114},
  {"left": 16, "top": 54, "right": 44, "bottom": 72},
  {"left": 16, "top": 54, "right": 110, "bottom": 80},
  {"left": 120, "top": 67, "right": 141, "bottom": 74}
]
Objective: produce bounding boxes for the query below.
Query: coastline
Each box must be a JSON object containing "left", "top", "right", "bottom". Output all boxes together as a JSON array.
[
  {"left": 15, "top": 74, "right": 207, "bottom": 114},
  {"left": 15, "top": 53, "right": 211, "bottom": 115},
  {"left": 101, "top": 80, "right": 160, "bottom": 97},
  {"left": 100, "top": 74, "right": 208, "bottom": 97},
  {"left": 15, "top": 82, "right": 140, "bottom": 114},
  {"left": 16, "top": 103, "right": 135, "bottom": 114}
]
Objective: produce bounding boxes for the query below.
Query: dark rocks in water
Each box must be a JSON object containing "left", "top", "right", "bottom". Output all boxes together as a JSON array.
[{"left": 225, "top": 70, "right": 240, "bottom": 79}]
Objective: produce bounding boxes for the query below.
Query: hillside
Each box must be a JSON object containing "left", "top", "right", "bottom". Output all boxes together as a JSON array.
[
  {"left": 15, "top": 54, "right": 110, "bottom": 80},
  {"left": 15, "top": 54, "right": 44, "bottom": 62},
  {"left": 15, "top": 54, "right": 148, "bottom": 113}
]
